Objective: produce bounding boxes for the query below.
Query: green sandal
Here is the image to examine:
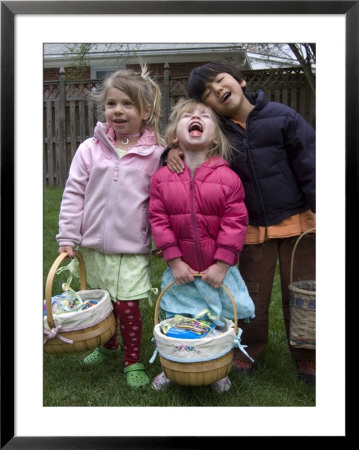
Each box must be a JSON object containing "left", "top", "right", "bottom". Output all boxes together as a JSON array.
[
  {"left": 124, "top": 363, "right": 150, "bottom": 388},
  {"left": 83, "top": 346, "right": 120, "bottom": 366}
]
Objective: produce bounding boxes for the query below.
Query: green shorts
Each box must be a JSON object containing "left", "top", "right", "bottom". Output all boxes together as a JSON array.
[{"left": 67, "top": 248, "right": 152, "bottom": 301}]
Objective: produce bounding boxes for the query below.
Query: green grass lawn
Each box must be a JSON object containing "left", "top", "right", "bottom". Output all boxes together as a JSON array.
[{"left": 43, "top": 188, "right": 315, "bottom": 407}]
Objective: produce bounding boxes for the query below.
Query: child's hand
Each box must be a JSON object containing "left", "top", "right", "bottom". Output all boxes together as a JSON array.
[
  {"left": 167, "top": 148, "right": 184, "bottom": 174},
  {"left": 202, "top": 261, "right": 230, "bottom": 289},
  {"left": 58, "top": 245, "right": 76, "bottom": 259},
  {"left": 168, "top": 258, "right": 197, "bottom": 285}
]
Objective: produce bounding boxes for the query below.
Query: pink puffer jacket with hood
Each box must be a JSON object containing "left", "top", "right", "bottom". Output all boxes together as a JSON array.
[
  {"left": 57, "top": 122, "right": 163, "bottom": 254},
  {"left": 149, "top": 156, "right": 248, "bottom": 272}
]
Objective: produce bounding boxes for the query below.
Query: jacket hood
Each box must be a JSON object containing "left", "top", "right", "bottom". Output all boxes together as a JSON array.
[
  {"left": 93, "top": 122, "right": 159, "bottom": 156},
  {"left": 203, "top": 156, "right": 229, "bottom": 169},
  {"left": 181, "top": 155, "right": 229, "bottom": 173},
  {"left": 248, "top": 90, "right": 267, "bottom": 112},
  {"left": 219, "top": 90, "right": 267, "bottom": 132}
]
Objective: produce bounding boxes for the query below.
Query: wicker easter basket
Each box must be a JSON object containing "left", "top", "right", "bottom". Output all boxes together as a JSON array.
[
  {"left": 43, "top": 252, "right": 116, "bottom": 354},
  {"left": 288, "top": 228, "right": 316, "bottom": 349},
  {"left": 154, "top": 274, "right": 238, "bottom": 386}
]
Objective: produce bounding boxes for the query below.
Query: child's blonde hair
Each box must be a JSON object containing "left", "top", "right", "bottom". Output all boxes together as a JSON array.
[
  {"left": 94, "top": 65, "right": 163, "bottom": 145},
  {"left": 164, "top": 98, "right": 232, "bottom": 162}
]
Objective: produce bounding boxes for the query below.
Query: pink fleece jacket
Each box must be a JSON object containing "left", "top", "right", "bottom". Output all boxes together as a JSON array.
[
  {"left": 149, "top": 156, "right": 248, "bottom": 272},
  {"left": 57, "top": 122, "right": 163, "bottom": 254}
]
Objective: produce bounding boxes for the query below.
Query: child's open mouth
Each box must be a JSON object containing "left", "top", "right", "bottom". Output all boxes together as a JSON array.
[
  {"left": 221, "top": 92, "right": 231, "bottom": 104},
  {"left": 188, "top": 121, "right": 203, "bottom": 136}
]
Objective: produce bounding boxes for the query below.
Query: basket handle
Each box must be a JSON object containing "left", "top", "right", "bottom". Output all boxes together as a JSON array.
[
  {"left": 290, "top": 227, "right": 316, "bottom": 284},
  {"left": 45, "top": 252, "right": 86, "bottom": 329},
  {"left": 154, "top": 273, "right": 238, "bottom": 333}
]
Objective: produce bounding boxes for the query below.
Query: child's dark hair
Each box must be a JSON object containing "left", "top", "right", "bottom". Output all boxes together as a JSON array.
[{"left": 187, "top": 62, "right": 246, "bottom": 100}]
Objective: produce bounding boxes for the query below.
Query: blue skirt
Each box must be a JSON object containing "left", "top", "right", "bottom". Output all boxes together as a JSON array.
[{"left": 160, "top": 266, "right": 255, "bottom": 326}]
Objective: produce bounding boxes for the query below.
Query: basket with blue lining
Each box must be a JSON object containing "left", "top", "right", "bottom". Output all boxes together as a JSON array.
[{"left": 151, "top": 274, "right": 253, "bottom": 386}]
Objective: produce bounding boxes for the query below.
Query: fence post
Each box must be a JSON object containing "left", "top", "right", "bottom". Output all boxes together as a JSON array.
[
  {"left": 163, "top": 63, "right": 170, "bottom": 125},
  {"left": 58, "top": 67, "right": 67, "bottom": 187}
]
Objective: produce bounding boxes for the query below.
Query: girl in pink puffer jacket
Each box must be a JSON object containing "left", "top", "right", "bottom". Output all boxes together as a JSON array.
[{"left": 149, "top": 99, "right": 253, "bottom": 393}]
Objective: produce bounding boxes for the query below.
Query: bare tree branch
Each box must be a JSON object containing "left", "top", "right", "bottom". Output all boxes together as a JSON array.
[{"left": 288, "top": 44, "right": 316, "bottom": 94}]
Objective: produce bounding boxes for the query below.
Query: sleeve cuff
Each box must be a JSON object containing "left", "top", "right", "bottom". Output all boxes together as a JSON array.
[
  {"left": 162, "top": 245, "right": 182, "bottom": 262},
  {"left": 214, "top": 247, "right": 238, "bottom": 266},
  {"left": 57, "top": 239, "right": 76, "bottom": 248}
]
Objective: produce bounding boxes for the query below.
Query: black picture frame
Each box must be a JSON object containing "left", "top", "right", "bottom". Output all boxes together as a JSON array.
[{"left": 1, "top": 1, "right": 354, "bottom": 447}]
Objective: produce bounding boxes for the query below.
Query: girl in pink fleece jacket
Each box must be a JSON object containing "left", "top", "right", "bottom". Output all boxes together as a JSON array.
[
  {"left": 149, "top": 99, "right": 253, "bottom": 393},
  {"left": 56, "top": 67, "right": 164, "bottom": 388}
]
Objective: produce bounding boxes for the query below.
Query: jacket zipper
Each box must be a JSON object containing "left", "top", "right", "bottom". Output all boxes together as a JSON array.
[
  {"left": 103, "top": 159, "right": 120, "bottom": 252},
  {"left": 244, "top": 117, "right": 268, "bottom": 225},
  {"left": 189, "top": 177, "right": 205, "bottom": 272}
]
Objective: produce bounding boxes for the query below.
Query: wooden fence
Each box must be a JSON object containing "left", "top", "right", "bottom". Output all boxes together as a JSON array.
[{"left": 44, "top": 66, "right": 315, "bottom": 187}]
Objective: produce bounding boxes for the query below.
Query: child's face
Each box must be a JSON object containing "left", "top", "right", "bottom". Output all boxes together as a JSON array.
[
  {"left": 175, "top": 105, "right": 216, "bottom": 151},
  {"left": 105, "top": 87, "right": 150, "bottom": 135},
  {"left": 201, "top": 73, "right": 247, "bottom": 118}
]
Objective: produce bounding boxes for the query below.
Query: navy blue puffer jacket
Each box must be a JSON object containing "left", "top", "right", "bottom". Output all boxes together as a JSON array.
[{"left": 220, "top": 90, "right": 316, "bottom": 227}]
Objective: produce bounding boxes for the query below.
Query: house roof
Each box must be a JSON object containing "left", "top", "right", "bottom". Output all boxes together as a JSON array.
[
  {"left": 44, "top": 43, "right": 248, "bottom": 58},
  {"left": 43, "top": 43, "right": 302, "bottom": 71},
  {"left": 43, "top": 43, "right": 253, "bottom": 69}
]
